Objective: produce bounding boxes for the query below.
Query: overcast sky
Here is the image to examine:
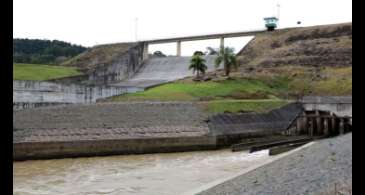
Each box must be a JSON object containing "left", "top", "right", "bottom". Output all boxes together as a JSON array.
[{"left": 14, "top": 0, "right": 352, "bottom": 55}]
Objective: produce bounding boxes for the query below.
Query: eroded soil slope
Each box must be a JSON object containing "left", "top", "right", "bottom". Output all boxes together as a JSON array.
[
  {"left": 62, "top": 42, "right": 135, "bottom": 72},
  {"left": 237, "top": 23, "right": 352, "bottom": 68}
]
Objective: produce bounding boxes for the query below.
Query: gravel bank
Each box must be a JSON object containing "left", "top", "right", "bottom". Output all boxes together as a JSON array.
[{"left": 197, "top": 133, "right": 352, "bottom": 195}]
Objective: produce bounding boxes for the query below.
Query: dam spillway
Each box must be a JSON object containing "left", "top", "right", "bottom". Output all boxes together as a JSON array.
[{"left": 112, "top": 56, "right": 218, "bottom": 88}]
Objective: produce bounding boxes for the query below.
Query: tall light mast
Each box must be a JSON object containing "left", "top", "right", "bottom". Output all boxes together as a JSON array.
[
  {"left": 276, "top": 3, "right": 280, "bottom": 27},
  {"left": 134, "top": 17, "right": 138, "bottom": 42}
]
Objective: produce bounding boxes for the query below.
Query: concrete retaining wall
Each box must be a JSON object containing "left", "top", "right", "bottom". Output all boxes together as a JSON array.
[
  {"left": 207, "top": 103, "right": 303, "bottom": 147},
  {"left": 13, "top": 80, "right": 143, "bottom": 110},
  {"left": 300, "top": 96, "right": 352, "bottom": 117},
  {"left": 13, "top": 102, "right": 72, "bottom": 111},
  {"left": 302, "top": 103, "right": 352, "bottom": 117},
  {"left": 208, "top": 103, "right": 302, "bottom": 136},
  {"left": 86, "top": 43, "right": 146, "bottom": 85},
  {"left": 47, "top": 74, "right": 90, "bottom": 85},
  {"left": 13, "top": 136, "right": 217, "bottom": 161}
]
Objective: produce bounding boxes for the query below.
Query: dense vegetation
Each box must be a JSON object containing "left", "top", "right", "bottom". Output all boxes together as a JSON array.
[
  {"left": 13, "top": 63, "right": 82, "bottom": 81},
  {"left": 13, "top": 38, "right": 87, "bottom": 65}
]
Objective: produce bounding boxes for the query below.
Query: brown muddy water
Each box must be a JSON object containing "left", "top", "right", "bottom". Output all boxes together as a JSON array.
[{"left": 14, "top": 149, "right": 271, "bottom": 195}]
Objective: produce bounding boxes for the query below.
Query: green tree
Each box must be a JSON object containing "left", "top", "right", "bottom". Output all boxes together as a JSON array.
[
  {"left": 13, "top": 38, "right": 87, "bottom": 65},
  {"left": 189, "top": 52, "right": 207, "bottom": 79},
  {"left": 193, "top": 51, "right": 204, "bottom": 56},
  {"left": 215, "top": 47, "right": 238, "bottom": 76}
]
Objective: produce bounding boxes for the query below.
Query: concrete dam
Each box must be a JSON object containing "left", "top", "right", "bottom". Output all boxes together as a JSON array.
[{"left": 112, "top": 56, "right": 218, "bottom": 88}]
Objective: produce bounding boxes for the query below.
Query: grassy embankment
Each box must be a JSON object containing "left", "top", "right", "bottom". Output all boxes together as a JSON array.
[
  {"left": 110, "top": 78, "right": 290, "bottom": 113},
  {"left": 110, "top": 65, "right": 351, "bottom": 113},
  {"left": 13, "top": 63, "right": 82, "bottom": 81}
]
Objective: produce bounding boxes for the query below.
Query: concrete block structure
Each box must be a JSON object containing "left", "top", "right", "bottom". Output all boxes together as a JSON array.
[
  {"left": 300, "top": 96, "right": 352, "bottom": 117},
  {"left": 13, "top": 80, "right": 143, "bottom": 110}
]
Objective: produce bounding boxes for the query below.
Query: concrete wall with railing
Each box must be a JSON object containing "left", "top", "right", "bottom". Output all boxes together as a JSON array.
[{"left": 13, "top": 80, "right": 143, "bottom": 110}]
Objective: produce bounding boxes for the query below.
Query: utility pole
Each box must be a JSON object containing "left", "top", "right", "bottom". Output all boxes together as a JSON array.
[
  {"left": 276, "top": 3, "right": 281, "bottom": 27},
  {"left": 135, "top": 17, "right": 138, "bottom": 42}
]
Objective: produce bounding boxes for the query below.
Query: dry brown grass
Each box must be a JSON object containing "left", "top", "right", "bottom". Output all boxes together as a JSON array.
[
  {"left": 231, "top": 65, "right": 352, "bottom": 97},
  {"left": 62, "top": 42, "right": 135, "bottom": 72},
  {"left": 237, "top": 23, "right": 352, "bottom": 68}
]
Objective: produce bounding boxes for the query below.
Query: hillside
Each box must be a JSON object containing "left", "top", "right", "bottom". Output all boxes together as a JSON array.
[
  {"left": 109, "top": 23, "right": 352, "bottom": 112},
  {"left": 237, "top": 22, "right": 352, "bottom": 67},
  {"left": 234, "top": 23, "right": 352, "bottom": 96},
  {"left": 13, "top": 39, "right": 87, "bottom": 65},
  {"left": 62, "top": 42, "right": 135, "bottom": 72}
]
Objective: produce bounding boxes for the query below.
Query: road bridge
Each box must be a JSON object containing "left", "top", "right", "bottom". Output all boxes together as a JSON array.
[{"left": 140, "top": 29, "right": 266, "bottom": 58}]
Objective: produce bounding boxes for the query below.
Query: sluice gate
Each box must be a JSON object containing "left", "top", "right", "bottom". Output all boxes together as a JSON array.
[{"left": 289, "top": 110, "right": 352, "bottom": 137}]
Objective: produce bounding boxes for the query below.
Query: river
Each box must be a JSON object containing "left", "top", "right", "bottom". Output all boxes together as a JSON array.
[{"left": 14, "top": 149, "right": 272, "bottom": 195}]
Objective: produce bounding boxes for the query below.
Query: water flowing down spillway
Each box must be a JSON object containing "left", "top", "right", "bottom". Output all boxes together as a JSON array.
[
  {"left": 14, "top": 149, "right": 272, "bottom": 195},
  {"left": 112, "top": 56, "right": 218, "bottom": 88}
]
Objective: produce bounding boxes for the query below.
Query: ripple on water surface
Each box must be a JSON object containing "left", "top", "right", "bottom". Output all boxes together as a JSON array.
[{"left": 14, "top": 149, "right": 271, "bottom": 195}]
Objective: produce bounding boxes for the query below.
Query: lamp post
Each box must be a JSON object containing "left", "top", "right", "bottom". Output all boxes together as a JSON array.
[
  {"left": 135, "top": 17, "right": 138, "bottom": 42},
  {"left": 276, "top": 3, "right": 280, "bottom": 27}
]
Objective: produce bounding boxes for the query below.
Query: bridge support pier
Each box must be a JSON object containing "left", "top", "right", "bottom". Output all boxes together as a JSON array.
[
  {"left": 177, "top": 41, "right": 182, "bottom": 56},
  {"left": 220, "top": 37, "right": 225, "bottom": 50},
  {"left": 143, "top": 42, "right": 149, "bottom": 60}
]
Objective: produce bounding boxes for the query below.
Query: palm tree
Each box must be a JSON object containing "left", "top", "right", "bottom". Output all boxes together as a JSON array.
[
  {"left": 215, "top": 47, "right": 238, "bottom": 76},
  {"left": 189, "top": 53, "right": 207, "bottom": 79}
]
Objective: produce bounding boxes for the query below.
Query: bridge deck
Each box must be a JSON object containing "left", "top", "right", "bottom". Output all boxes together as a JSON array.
[{"left": 144, "top": 29, "right": 266, "bottom": 44}]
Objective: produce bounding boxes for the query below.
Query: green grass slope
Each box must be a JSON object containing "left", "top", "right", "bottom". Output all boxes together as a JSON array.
[
  {"left": 110, "top": 79, "right": 286, "bottom": 102},
  {"left": 201, "top": 99, "right": 289, "bottom": 114},
  {"left": 109, "top": 78, "right": 290, "bottom": 113},
  {"left": 109, "top": 65, "right": 351, "bottom": 113},
  {"left": 13, "top": 63, "right": 82, "bottom": 81}
]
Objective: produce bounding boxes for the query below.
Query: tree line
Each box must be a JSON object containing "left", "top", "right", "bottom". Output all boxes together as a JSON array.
[{"left": 13, "top": 38, "right": 88, "bottom": 65}]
